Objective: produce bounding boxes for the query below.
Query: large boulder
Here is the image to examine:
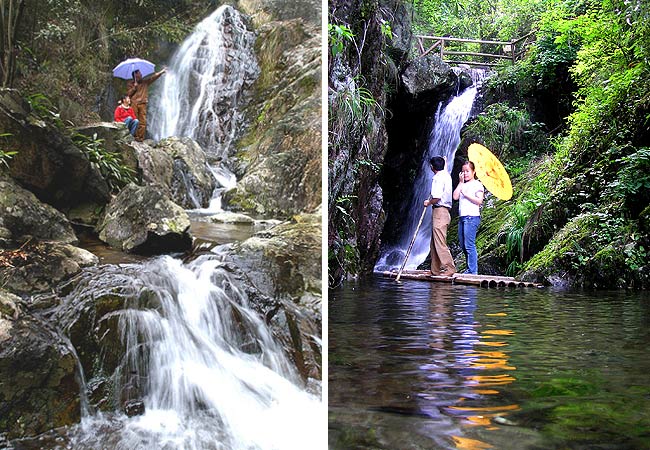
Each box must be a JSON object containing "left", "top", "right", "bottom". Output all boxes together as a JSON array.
[
  {"left": 0, "top": 88, "right": 110, "bottom": 210},
  {"left": 224, "top": 19, "right": 321, "bottom": 218},
  {"left": 0, "top": 242, "right": 98, "bottom": 296},
  {"left": 96, "top": 183, "right": 192, "bottom": 254},
  {"left": 130, "top": 140, "right": 174, "bottom": 187},
  {"left": 401, "top": 53, "right": 458, "bottom": 112},
  {"left": 0, "top": 290, "right": 80, "bottom": 439},
  {"left": 228, "top": 211, "right": 322, "bottom": 380},
  {"left": 0, "top": 175, "right": 77, "bottom": 247},
  {"left": 155, "top": 137, "right": 216, "bottom": 209}
]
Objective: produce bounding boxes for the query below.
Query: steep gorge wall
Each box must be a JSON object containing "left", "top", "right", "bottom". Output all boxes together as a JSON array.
[
  {"left": 328, "top": 0, "right": 460, "bottom": 286},
  {"left": 328, "top": 0, "right": 410, "bottom": 286}
]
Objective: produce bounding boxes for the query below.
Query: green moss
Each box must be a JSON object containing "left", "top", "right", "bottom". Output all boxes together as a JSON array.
[{"left": 531, "top": 377, "right": 600, "bottom": 398}]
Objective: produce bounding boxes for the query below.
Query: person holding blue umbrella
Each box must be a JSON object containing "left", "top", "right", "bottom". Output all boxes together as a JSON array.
[{"left": 112, "top": 57, "right": 166, "bottom": 142}]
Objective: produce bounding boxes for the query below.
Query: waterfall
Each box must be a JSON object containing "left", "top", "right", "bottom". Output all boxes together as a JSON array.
[
  {"left": 149, "top": 5, "right": 259, "bottom": 158},
  {"left": 375, "top": 70, "right": 486, "bottom": 271},
  {"left": 66, "top": 254, "right": 322, "bottom": 449}
]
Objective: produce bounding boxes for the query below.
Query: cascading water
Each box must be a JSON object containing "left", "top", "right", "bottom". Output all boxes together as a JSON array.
[
  {"left": 149, "top": 5, "right": 259, "bottom": 158},
  {"left": 64, "top": 253, "right": 322, "bottom": 449},
  {"left": 375, "top": 70, "right": 486, "bottom": 271},
  {"left": 149, "top": 5, "right": 259, "bottom": 213}
]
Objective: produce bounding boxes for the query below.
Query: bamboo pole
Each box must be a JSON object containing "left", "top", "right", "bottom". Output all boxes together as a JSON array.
[{"left": 395, "top": 206, "right": 427, "bottom": 282}]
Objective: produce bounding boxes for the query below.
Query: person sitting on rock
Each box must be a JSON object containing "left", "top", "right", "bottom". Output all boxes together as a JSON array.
[{"left": 114, "top": 95, "right": 139, "bottom": 137}]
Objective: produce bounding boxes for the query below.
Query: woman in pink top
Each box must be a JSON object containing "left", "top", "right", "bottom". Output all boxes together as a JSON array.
[{"left": 114, "top": 95, "right": 139, "bottom": 136}]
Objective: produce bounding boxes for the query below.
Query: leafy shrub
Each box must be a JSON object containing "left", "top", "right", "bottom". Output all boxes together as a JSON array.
[{"left": 72, "top": 133, "right": 135, "bottom": 192}]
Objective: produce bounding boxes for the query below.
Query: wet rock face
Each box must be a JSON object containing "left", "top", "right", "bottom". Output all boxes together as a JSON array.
[
  {"left": 156, "top": 137, "right": 216, "bottom": 209},
  {"left": 229, "top": 211, "right": 322, "bottom": 380},
  {"left": 96, "top": 183, "right": 192, "bottom": 254},
  {"left": 0, "top": 175, "right": 77, "bottom": 248},
  {"left": 0, "top": 292, "right": 80, "bottom": 439},
  {"left": 238, "top": 0, "right": 321, "bottom": 25},
  {"left": 0, "top": 88, "right": 110, "bottom": 210},
  {"left": 225, "top": 19, "right": 321, "bottom": 218}
]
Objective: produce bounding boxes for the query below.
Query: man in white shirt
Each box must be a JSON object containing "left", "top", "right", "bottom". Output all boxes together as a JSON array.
[{"left": 423, "top": 156, "right": 456, "bottom": 276}]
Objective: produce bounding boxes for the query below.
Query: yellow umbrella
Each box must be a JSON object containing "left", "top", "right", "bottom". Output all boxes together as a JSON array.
[{"left": 467, "top": 143, "right": 513, "bottom": 201}]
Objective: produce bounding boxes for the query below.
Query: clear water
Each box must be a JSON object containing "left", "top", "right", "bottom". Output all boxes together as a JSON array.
[{"left": 329, "top": 276, "right": 650, "bottom": 449}]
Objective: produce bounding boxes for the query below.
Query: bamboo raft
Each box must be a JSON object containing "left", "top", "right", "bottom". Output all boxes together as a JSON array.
[{"left": 382, "top": 269, "right": 542, "bottom": 288}]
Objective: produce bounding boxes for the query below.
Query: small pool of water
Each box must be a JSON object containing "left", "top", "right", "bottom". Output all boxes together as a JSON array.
[{"left": 329, "top": 276, "right": 650, "bottom": 449}]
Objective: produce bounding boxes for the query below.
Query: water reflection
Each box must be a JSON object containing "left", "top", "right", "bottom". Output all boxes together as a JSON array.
[{"left": 329, "top": 276, "right": 650, "bottom": 449}]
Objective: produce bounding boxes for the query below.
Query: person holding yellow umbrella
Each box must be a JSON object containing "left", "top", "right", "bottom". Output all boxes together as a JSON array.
[
  {"left": 453, "top": 160, "right": 485, "bottom": 274},
  {"left": 454, "top": 143, "right": 513, "bottom": 274}
]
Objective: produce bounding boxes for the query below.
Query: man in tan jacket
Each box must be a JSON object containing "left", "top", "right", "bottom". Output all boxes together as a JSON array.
[{"left": 126, "top": 67, "right": 166, "bottom": 141}]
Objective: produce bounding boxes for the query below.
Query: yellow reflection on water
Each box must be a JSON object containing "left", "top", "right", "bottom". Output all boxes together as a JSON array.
[
  {"left": 465, "top": 374, "right": 517, "bottom": 386},
  {"left": 481, "top": 329, "right": 514, "bottom": 336},
  {"left": 451, "top": 435, "right": 494, "bottom": 449},
  {"left": 476, "top": 340, "right": 507, "bottom": 347},
  {"left": 472, "top": 389, "right": 500, "bottom": 395},
  {"left": 485, "top": 313, "right": 507, "bottom": 316}
]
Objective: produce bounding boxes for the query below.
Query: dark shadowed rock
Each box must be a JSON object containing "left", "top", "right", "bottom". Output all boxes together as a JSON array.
[
  {"left": 124, "top": 400, "right": 145, "bottom": 417},
  {"left": 0, "top": 88, "right": 110, "bottom": 209},
  {"left": 0, "top": 175, "right": 77, "bottom": 248},
  {"left": 0, "top": 293, "right": 80, "bottom": 439},
  {"left": 96, "top": 183, "right": 191, "bottom": 254},
  {"left": 384, "top": 0, "right": 413, "bottom": 64},
  {"left": 456, "top": 66, "right": 474, "bottom": 91}
]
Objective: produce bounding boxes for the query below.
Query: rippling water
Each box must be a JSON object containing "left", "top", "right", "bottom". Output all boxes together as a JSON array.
[{"left": 329, "top": 276, "right": 650, "bottom": 449}]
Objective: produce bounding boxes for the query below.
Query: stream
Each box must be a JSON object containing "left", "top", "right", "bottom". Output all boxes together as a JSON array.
[{"left": 329, "top": 276, "right": 650, "bottom": 449}]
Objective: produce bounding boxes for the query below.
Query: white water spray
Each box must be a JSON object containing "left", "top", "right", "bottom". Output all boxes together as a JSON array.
[
  {"left": 70, "top": 255, "right": 323, "bottom": 449},
  {"left": 149, "top": 5, "right": 259, "bottom": 158}
]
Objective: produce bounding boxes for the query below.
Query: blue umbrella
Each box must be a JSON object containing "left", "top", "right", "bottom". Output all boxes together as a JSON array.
[{"left": 112, "top": 57, "right": 155, "bottom": 80}]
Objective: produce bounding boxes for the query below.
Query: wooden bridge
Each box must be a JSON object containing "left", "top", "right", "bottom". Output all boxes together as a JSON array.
[
  {"left": 415, "top": 31, "right": 536, "bottom": 67},
  {"left": 382, "top": 269, "right": 543, "bottom": 288}
]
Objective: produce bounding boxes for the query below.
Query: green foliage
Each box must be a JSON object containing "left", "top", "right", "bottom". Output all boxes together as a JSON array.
[
  {"left": 328, "top": 23, "right": 354, "bottom": 58},
  {"left": 379, "top": 19, "right": 393, "bottom": 41},
  {"left": 329, "top": 195, "right": 360, "bottom": 285},
  {"left": 329, "top": 77, "right": 381, "bottom": 147},
  {"left": 413, "top": 0, "right": 549, "bottom": 40},
  {"left": 72, "top": 133, "right": 135, "bottom": 192},
  {"left": 608, "top": 147, "right": 650, "bottom": 202},
  {"left": 0, "top": 133, "right": 17, "bottom": 169},
  {"left": 25, "top": 93, "right": 66, "bottom": 128},
  {"left": 465, "top": 103, "right": 547, "bottom": 160}
]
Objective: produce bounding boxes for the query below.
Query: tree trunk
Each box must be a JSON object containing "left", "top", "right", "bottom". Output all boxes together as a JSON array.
[{"left": 0, "top": 0, "right": 25, "bottom": 87}]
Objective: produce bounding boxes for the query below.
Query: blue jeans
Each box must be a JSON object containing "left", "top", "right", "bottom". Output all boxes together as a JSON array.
[
  {"left": 458, "top": 215, "right": 481, "bottom": 274},
  {"left": 123, "top": 117, "right": 139, "bottom": 136}
]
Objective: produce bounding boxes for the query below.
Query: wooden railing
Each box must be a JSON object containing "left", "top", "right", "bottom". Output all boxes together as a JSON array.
[{"left": 414, "top": 31, "right": 536, "bottom": 67}]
